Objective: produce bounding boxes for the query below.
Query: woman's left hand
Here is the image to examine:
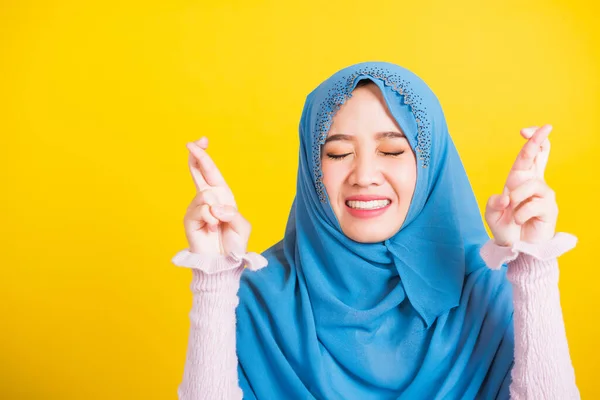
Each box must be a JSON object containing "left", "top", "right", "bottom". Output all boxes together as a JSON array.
[{"left": 485, "top": 125, "right": 558, "bottom": 246}]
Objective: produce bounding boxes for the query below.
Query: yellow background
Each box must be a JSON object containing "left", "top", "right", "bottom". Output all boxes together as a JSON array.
[{"left": 1, "top": 0, "right": 598, "bottom": 398}]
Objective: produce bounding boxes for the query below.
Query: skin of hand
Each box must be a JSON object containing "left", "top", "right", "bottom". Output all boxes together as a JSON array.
[
  {"left": 183, "top": 137, "right": 252, "bottom": 255},
  {"left": 485, "top": 125, "right": 558, "bottom": 246}
]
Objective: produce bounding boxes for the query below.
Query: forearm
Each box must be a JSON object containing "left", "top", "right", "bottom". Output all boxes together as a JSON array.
[
  {"left": 178, "top": 267, "right": 244, "bottom": 400},
  {"left": 507, "top": 254, "right": 579, "bottom": 399}
]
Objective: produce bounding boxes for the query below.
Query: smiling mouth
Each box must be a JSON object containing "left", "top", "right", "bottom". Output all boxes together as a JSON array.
[{"left": 345, "top": 199, "right": 391, "bottom": 210}]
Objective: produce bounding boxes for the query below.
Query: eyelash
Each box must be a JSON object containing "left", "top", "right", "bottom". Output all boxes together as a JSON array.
[{"left": 326, "top": 151, "right": 405, "bottom": 160}]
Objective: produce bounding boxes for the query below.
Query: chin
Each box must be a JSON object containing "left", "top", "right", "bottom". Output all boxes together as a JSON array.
[{"left": 342, "top": 225, "right": 399, "bottom": 244}]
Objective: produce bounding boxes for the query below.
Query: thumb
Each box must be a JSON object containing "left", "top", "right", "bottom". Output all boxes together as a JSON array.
[
  {"left": 211, "top": 205, "right": 251, "bottom": 237},
  {"left": 485, "top": 189, "right": 510, "bottom": 222}
]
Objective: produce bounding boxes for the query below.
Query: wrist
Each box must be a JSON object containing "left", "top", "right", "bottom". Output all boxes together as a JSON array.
[
  {"left": 172, "top": 248, "right": 268, "bottom": 273},
  {"left": 493, "top": 238, "right": 512, "bottom": 247},
  {"left": 481, "top": 232, "right": 578, "bottom": 270},
  {"left": 191, "top": 267, "right": 244, "bottom": 294}
]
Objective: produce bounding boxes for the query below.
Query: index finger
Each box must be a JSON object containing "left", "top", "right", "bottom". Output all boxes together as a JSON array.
[
  {"left": 188, "top": 151, "right": 208, "bottom": 192},
  {"left": 186, "top": 137, "right": 210, "bottom": 192},
  {"left": 186, "top": 142, "right": 227, "bottom": 188},
  {"left": 511, "top": 124, "right": 552, "bottom": 171}
]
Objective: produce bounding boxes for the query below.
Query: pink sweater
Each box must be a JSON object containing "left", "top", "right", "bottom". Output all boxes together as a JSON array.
[{"left": 172, "top": 233, "right": 580, "bottom": 399}]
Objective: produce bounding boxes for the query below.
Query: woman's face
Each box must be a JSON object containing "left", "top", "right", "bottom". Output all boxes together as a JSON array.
[{"left": 321, "top": 82, "right": 417, "bottom": 243}]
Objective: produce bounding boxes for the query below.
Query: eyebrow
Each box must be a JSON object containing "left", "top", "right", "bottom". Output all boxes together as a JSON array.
[{"left": 324, "top": 131, "right": 406, "bottom": 144}]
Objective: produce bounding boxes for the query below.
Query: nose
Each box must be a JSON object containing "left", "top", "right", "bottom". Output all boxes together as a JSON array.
[{"left": 347, "top": 154, "right": 384, "bottom": 188}]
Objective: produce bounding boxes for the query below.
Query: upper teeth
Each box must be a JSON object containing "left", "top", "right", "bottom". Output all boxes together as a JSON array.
[{"left": 346, "top": 200, "right": 390, "bottom": 210}]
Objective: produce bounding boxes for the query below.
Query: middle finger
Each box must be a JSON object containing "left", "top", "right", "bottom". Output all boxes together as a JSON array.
[
  {"left": 186, "top": 142, "right": 227, "bottom": 188},
  {"left": 511, "top": 124, "right": 552, "bottom": 171}
]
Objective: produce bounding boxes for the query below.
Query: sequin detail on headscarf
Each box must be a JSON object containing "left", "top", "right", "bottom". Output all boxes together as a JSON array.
[{"left": 313, "top": 66, "right": 432, "bottom": 203}]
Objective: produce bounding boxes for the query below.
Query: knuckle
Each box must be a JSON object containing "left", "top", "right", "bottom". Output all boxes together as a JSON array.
[
  {"left": 193, "top": 192, "right": 206, "bottom": 205},
  {"left": 204, "top": 190, "right": 218, "bottom": 204},
  {"left": 196, "top": 190, "right": 217, "bottom": 205}
]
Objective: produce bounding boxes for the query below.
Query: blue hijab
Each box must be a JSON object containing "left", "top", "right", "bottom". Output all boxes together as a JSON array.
[{"left": 236, "top": 62, "right": 515, "bottom": 399}]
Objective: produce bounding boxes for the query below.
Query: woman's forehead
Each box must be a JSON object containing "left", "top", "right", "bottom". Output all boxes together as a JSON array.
[{"left": 328, "top": 84, "right": 402, "bottom": 137}]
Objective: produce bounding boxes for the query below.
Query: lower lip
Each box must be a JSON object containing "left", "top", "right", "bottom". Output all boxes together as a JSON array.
[{"left": 345, "top": 201, "right": 391, "bottom": 219}]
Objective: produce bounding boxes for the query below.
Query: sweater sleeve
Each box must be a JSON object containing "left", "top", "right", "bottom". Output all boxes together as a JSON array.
[
  {"left": 505, "top": 253, "right": 580, "bottom": 399},
  {"left": 172, "top": 250, "right": 268, "bottom": 400},
  {"left": 480, "top": 233, "right": 580, "bottom": 399}
]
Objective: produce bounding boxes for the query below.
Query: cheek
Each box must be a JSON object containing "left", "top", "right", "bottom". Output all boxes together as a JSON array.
[
  {"left": 321, "top": 161, "right": 347, "bottom": 198},
  {"left": 387, "top": 161, "right": 417, "bottom": 198}
]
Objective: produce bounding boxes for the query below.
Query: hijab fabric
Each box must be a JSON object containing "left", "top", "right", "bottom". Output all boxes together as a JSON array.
[{"left": 235, "top": 62, "right": 514, "bottom": 399}]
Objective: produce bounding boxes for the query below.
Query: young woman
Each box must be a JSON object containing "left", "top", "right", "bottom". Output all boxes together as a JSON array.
[{"left": 172, "top": 62, "right": 579, "bottom": 399}]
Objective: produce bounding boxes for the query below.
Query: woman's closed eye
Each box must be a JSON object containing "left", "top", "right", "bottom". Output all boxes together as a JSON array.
[
  {"left": 326, "top": 150, "right": 405, "bottom": 160},
  {"left": 326, "top": 152, "right": 352, "bottom": 160},
  {"left": 380, "top": 151, "right": 405, "bottom": 157}
]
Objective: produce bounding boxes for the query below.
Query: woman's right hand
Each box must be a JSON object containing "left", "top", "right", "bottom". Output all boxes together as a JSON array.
[{"left": 183, "top": 137, "right": 252, "bottom": 256}]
